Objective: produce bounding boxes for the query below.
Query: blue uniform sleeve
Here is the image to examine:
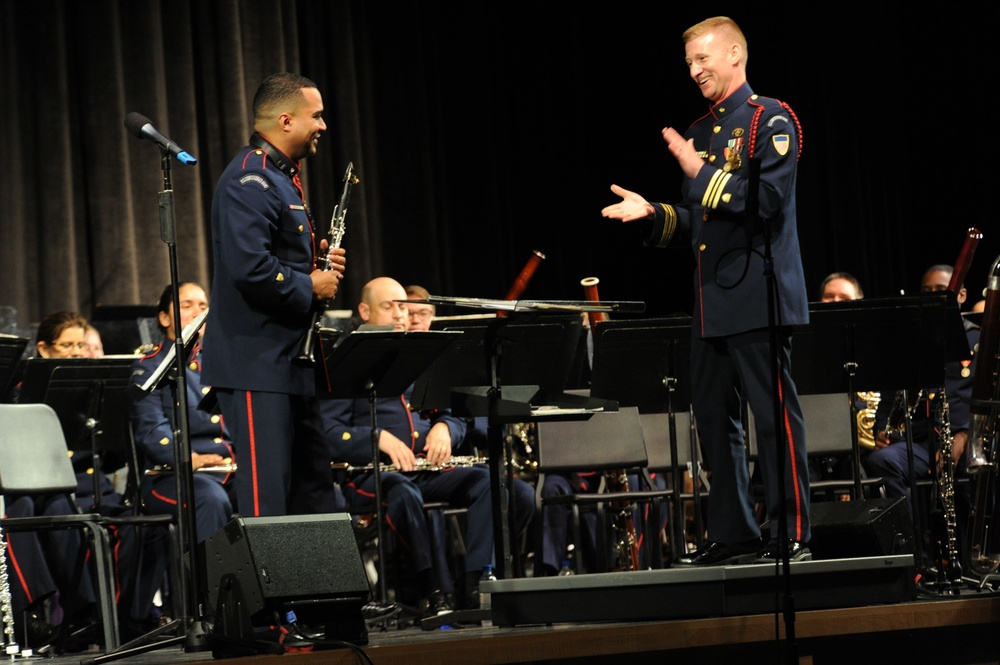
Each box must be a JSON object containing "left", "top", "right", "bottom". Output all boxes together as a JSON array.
[{"left": 214, "top": 162, "right": 315, "bottom": 317}]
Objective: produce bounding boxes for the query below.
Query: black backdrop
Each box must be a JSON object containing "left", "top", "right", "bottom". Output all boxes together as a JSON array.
[{"left": 1, "top": 1, "right": 994, "bottom": 340}]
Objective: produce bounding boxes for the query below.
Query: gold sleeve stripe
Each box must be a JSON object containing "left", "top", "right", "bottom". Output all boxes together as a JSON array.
[
  {"left": 654, "top": 204, "right": 678, "bottom": 248},
  {"left": 701, "top": 169, "right": 732, "bottom": 210}
]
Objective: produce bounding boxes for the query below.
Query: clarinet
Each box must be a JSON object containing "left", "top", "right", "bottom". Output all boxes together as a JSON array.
[
  {"left": 295, "top": 162, "right": 358, "bottom": 365},
  {"left": 934, "top": 390, "right": 963, "bottom": 586}
]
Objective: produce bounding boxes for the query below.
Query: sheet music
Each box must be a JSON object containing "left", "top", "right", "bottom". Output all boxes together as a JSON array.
[{"left": 133, "top": 308, "right": 209, "bottom": 396}]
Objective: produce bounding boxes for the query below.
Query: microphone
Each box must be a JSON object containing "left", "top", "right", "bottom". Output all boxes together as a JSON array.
[{"left": 124, "top": 112, "right": 197, "bottom": 165}]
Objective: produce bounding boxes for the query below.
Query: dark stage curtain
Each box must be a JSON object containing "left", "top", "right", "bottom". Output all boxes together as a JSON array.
[{"left": 1, "top": 2, "right": 993, "bottom": 348}]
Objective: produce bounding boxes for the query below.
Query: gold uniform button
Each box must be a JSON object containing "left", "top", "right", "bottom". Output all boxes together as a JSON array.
[
  {"left": 413, "top": 431, "right": 421, "bottom": 439},
  {"left": 87, "top": 468, "right": 94, "bottom": 476},
  {"left": 202, "top": 386, "right": 211, "bottom": 394},
  {"left": 214, "top": 437, "right": 223, "bottom": 444},
  {"left": 709, "top": 155, "right": 717, "bottom": 163},
  {"left": 297, "top": 224, "right": 304, "bottom": 233},
  {"left": 159, "top": 437, "right": 170, "bottom": 446},
  {"left": 722, "top": 193, "right": 732, "bottom": 203},
  {"left": 713, "top": 126, "right": 721, "bottom": 134},
  {"left": 275, "top": 273, "right": 285, "bottom": 282},
  {"left": 718, "top": 107, "right": 725, "bottom": 114},
  {"left": 342, "top": 432, "right": 351, "bottom": 440},
  {"left": 750, "top": 94, "right": 758, "bottom": 100},
  {"left": 211, "top": 415, "right": 221, "bottom": 424},
  {"left": 699, "top": 244, "right": 707, "bottom": 251},
  {"left": 189, "top": 362, "right": 198, "bottom": 371}
]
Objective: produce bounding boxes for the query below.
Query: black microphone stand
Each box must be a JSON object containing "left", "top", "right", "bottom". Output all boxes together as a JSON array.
[
  {"left": 748, "top": 157, "right": 799, "bottom": 664},
  {"left": 88, "top": 151, "right": 212, "bottom": 663}
]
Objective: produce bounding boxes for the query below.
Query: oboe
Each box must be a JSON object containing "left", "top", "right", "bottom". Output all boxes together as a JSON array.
[{"left": 295, "top": 162, "right": 358, "bottom": 365}]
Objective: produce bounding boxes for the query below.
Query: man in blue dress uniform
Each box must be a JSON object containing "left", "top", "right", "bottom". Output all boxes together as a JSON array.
[
  {"left": 602, "top": 16, "right": 810, "bottom": 565},
  {"left": 202, "top": 72, "right": 346, "bottom": 517}
]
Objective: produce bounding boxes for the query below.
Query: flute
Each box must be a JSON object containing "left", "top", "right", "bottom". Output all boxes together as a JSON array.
[{"left": 331, "top": 456, "right": 488, "bottom": 474}]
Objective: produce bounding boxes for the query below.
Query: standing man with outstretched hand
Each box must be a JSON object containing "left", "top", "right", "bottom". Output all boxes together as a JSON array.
[
  {"left": 602, "top": 16, "right": 811, "bottom": 566},
  {"left": 202, "top": 72, "right": 347, "bottom": 517}
]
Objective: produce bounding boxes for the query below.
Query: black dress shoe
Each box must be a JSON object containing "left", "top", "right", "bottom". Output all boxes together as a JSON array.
[
  {"left": 673, "top": 539, "right": 762, "bottom": 567},
  {"left": 754, "top": 538, "right": 812, "bottom": 564}
]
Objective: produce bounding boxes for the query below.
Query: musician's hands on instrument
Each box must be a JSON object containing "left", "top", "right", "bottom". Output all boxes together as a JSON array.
[
  {"left": 424, "top": 423, "right": 454, "bottom": 466},
  {"left": 192, "top": 452, "right": 230, "bottom": 471},
  {"left": 873, "top": 431, "right": 892, "bottom": 450},
  {"left": 378, "top": 431, "right": 417, "bottom": 472},
  {"left": 601, "top": 184, "right": 655, "bottom": 222},
  {"left": 661, "top": 126, "right": 704, "bottom": 179},
  {"left": 937, "top": 430, "right": 968, "bottom": 473}
]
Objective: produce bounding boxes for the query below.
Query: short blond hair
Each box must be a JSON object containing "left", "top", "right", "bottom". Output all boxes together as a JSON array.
[{"left": 683, "top": 16, "right": 747, "bottom": 61}]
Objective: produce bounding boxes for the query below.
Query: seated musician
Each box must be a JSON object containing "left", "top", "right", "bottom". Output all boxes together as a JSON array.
[
  {"left": 10, "top": 311, "right": 168, "bottom": 647},
  {"left": 864, "top": 265, "right": 979, "bottom": 565},
  {"left": 320, "top": 277, "right": 535, "bottom": 615},
  {"left": 129, "top": 282, "right": 237, "bottom": 543}
]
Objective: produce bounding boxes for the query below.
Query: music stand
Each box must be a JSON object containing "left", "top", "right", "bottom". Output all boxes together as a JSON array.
[
  {"left": 0, "top": 334, "right": 28, "bottom": 402},
  {"left": 791, "top": 293, "right": 967, "bottom": 571},
  {"left": 589, "top": 316, "right": 697, "bottom": 558},
  {"left": 411, "top": 311, "right": 618, "bottom": 579},
  {"left": 18, "top": 357, "right": 136, "bottom": 512},
  {"left": 319, "top": 327, "right": 462, "bottom": 614}
]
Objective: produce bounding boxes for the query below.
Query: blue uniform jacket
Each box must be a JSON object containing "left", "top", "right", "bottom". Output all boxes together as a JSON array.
[
  {"left": 202, "top": 136, "right": 319, "bottom": 395},
  {"left": 647, "top": 82, "right": 809, "bottom": 338},
  {"left": 322, "top": 385, "right": 467, "bottom": 466},
  {"left": 129, "top": 340, "right": 235, "bottom": 478}
]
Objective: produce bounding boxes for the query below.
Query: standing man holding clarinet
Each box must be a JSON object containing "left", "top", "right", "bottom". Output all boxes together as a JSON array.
[{"left": 202, "top": 72, "right": 347, "bottom": 517}]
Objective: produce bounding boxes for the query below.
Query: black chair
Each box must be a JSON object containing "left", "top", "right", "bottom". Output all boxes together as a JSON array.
[
  {"left": 748, "top": 393, "right": 885, "bottom": 502},
  {"left": 639, "top": 407, "right": 706, "bottom": 564},
  {"left": 0, "top": 403, "right": 121, "bottom": 651},
  {"left": 534, "top": 406, "right": 676, "bottom": 573}
]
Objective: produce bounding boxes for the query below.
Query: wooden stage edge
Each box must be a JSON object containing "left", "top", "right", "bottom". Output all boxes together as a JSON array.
[{"left": 87, "top": 594, "right": 1000, "bottom": 665}]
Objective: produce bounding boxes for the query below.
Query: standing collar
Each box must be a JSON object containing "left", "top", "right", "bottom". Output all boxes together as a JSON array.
[{"left": 249, "top": 132, "right": 300, "bottom": 178}]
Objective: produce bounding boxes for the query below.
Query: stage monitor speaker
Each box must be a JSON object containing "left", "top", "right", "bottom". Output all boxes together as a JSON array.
[
  {"left": 808, "top": 497, "right": 914, "bottom": 560},
  {"left": 203, "top": 513, "right": 370, "bottom": 642}
]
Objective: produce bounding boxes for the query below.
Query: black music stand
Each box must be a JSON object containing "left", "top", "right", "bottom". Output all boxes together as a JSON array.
[
  {"left": 319, "top": 327, "right": 462, "bottom": 618},
  {"left": 18, "top": 357, "right": 136, "bottom": 511},
  {"left": 412, "top": 312, "right": 617, "bottom": 630},
  {"left": 791, "top": 293, "right": 968, "bottom": 571},
  {"left": 413, "top": 313, "right": 614, "bottom": 569},
  {"left": 0, "top": 334, "right": 28, "bottom": 403},
  {"left": 589, "top": 316, "right": 696, "bottom": 559}
]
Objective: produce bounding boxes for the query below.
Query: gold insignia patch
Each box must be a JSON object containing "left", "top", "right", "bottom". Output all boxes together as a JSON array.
[
  {"left": 733, "top": 128, "right": 744, "bottom": 137},
  {"left": 772, "top": 134, "right": 790, "bottom": 156},
  {"left": 297, "top": 224, "right": 304, "bottom": 233},
  {"left": 275, "top": 273, "right": 285, "bottom": 282}
]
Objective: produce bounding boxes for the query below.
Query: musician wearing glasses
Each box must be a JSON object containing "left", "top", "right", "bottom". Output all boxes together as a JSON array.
[
  {"left": 201, "top": 72, "right": 346, "bottom": 518},
  {"left": 321, "top": 277, "right": 535, "bottom": 614},
  {"left": 602, "top": 16, "right": 811, "bottom": 566},
  {"left": 129, "top": 282, "right": 237, "bottom": 543},
  {"left": 11, "top": 311, "right": 169, "bottom": 645}
]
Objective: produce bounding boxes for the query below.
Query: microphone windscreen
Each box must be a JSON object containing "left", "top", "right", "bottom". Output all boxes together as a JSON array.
[{"left": 124, "top": 112, "right": 151, "bottom": 138}]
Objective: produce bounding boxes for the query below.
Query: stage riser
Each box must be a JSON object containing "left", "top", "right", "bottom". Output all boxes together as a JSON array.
[{"left": 489, "top": 556, "right": 915, "bottom": 627}]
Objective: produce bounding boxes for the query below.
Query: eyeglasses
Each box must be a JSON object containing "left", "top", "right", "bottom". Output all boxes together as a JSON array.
[
  {"left": 51, "top": 341, "right": 89, "bottom": 351},
  {"left": 408, "top": 308, "right": 434, "bottom": 320}
]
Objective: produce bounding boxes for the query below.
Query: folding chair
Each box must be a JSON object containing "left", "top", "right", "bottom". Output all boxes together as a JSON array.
[
  {"left": 639, "top": 407, "right": 705, "bottom": 563},
  {"left": 748, "top": 393, "right": 885, "bottom": 502},
  {"left": 535, "top": 406, "right": 675, "bottom": 573},
  {"left": 0, "top": 403, "right": 120, "bottom": 651}
]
